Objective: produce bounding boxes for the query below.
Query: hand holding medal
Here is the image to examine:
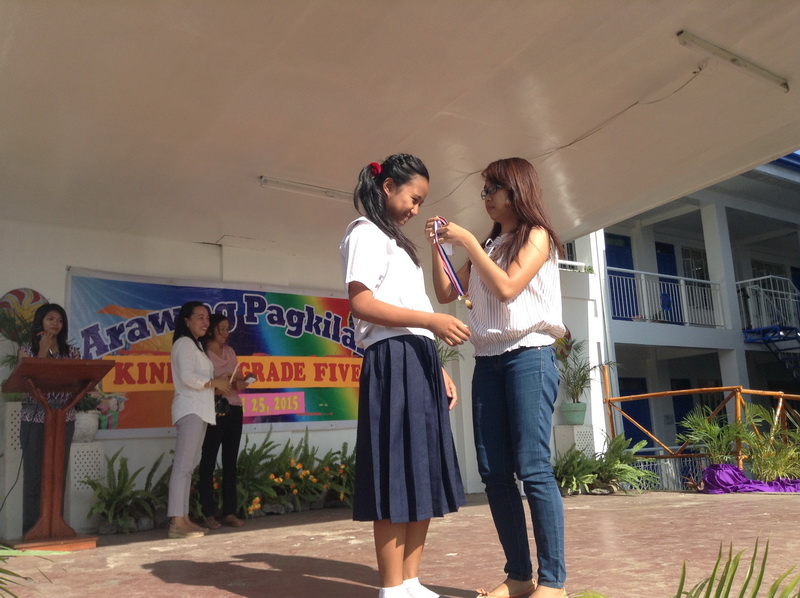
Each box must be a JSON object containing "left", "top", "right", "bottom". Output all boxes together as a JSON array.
[{"left": 431, "top": 216, "right": 473, "bottom": 309}]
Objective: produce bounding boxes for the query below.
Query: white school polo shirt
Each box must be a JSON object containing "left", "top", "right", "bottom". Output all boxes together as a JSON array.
[{"left": 339, "top": 217, "right": 434, "bottom": 350}]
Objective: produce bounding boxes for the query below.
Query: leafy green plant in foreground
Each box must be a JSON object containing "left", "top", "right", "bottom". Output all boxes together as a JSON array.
[
  {"left": 567, "top": 539, "right": 800, "bottom": 598},
  {"left": 0, "top": 547, "right": 31, "bottom": 598}
]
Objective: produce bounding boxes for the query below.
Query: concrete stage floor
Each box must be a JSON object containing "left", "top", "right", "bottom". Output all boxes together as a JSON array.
[{"left": 8, "top": 491, "right": 800, "bottom": 597}]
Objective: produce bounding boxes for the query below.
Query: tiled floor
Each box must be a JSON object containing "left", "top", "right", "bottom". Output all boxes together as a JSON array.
[{"left": 8, "top": 491, "right": 800, "bottom": 597}]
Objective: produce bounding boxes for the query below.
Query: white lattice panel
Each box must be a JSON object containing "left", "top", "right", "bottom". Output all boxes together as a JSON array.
[
  {"left": 1, "top": 402, "right": 23, "bottom": 539},
  {"left": 3, "top": 401, "right": 22, "bottom": 453},
  {"left": 65, "top": 442, "right": 104, "bottom": 533},
  {"left": 553, "top": 424, "right": 595, "bottom": 458}
]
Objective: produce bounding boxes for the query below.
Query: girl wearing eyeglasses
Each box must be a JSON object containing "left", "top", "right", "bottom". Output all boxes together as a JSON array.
[
  {"left": 340, "top": 153, "right": 470, "bottom": 598},
  {"left": 425, "top": 157, "right": 567, "bottom": 598}
]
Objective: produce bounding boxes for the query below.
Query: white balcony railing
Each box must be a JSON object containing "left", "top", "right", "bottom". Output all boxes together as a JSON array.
[
  {"left": 736, "top": 276, "right": 800, "bottom": 331},
  {"left": 607, "top": 267, "right": 723, "bottom": 327}
]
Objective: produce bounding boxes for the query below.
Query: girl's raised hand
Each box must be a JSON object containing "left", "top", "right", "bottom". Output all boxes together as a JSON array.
[{"left": 428, "top": 313, "right": 470, "bottom": 346}]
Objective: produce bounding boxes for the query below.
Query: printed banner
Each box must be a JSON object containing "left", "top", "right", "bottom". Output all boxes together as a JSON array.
[{"left": 67, "top": 269, "right": 362, "bottom": 433}]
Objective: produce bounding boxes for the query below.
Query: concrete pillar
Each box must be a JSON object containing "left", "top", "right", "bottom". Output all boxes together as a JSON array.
[{"left": 700, "top": 204, "right": 750, "bottom": 420}]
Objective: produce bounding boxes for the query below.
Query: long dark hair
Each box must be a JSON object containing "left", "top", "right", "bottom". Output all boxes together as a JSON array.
[
  {"left": 172, "top": 301, "right": 209, "bottom": 349},
  {"left": 201, "top": 313, "right": 230, "bottom": 351},
  {"left": 31, "top": 303, "right": 70, "bottom": 357},
  {"left": 481, "top": 157, "right": 564, "bottom": 265},
  {"left": 352, "top": 153, "right": 429, "bottom": 267}
]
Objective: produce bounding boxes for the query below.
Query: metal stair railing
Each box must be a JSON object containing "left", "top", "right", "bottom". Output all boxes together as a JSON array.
[
  {"left": 737, "top": 275, "right": 800, "bottom": 383},
  {"left": 737, "top": 275, "right": 800, "bottom": 334}
]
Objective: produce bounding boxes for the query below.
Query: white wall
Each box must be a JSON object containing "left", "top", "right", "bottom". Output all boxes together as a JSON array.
[{"left": 0, "top": 218, "right": 358, "bottom": 537}]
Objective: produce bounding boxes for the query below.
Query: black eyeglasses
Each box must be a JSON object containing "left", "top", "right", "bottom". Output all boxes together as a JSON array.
[{"left": 480, "top": 183, "right": 502, "bottom": 200}]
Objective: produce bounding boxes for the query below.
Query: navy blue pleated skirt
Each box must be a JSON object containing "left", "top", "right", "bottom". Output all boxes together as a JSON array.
[{"left": 353, "top": 334, "right": 466, "bottom": 523}]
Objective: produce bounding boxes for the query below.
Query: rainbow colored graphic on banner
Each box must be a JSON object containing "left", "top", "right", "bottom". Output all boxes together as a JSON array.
[{"left": 68, "top": 270, "right": 361, "bottom": 433}]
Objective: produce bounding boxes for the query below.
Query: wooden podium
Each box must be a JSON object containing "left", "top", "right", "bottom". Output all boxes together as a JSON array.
[{"left": 2, "top": 357, "right": 114, "bottom": 551}]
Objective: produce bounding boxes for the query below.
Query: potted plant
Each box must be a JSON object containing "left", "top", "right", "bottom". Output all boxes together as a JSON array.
[{"left": 556, "top": 338, "right": 614, "bottom": 425}]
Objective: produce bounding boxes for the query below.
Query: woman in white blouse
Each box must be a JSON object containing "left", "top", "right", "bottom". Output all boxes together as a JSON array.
[{"left": 167, "top": 301, "right": 231, "bottom": 539}]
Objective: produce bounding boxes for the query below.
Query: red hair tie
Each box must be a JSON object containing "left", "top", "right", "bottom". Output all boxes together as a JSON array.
[{"left": 369, "top": 162, "right": 382, "bottom": 177}]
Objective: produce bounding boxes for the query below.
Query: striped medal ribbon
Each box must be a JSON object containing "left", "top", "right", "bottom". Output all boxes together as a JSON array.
[{"left": 433, "top": 217, "right": 473, "bottom": 309}]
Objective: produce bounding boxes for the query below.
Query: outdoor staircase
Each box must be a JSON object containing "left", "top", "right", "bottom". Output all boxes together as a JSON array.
[
  {"left": 739, "top": 276, "right": 800, "bottom": 385},
  {"left": 743, "top": 325, "right": 800, "bottom": 385}
]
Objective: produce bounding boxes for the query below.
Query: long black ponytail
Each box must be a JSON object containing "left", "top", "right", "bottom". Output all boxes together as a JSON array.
[{"left": 352, "top": 153, "right": 429, "bottom": 267}]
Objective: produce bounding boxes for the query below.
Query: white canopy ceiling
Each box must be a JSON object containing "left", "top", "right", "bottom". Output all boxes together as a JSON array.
[{"left": 2, "top": 1, "right": 799, "bottom": 260}]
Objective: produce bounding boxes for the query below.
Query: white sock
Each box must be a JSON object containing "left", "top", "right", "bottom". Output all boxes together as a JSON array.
[
  {"left": 378, "top": 585, "right": 408, "bottom": 598},
  {"left": 403, "top": 577, "right": 442, "bottom": 598}
]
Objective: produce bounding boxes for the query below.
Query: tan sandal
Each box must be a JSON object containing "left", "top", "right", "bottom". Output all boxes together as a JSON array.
[
  {"left": 168, "top": 526, "right": 204, "bottom": 539},
  {"left": 476, "top": 582, "right": 536, "bottom": 598},
  {"left": 222, "top": 514, "right": 245, "bottom": 527}
]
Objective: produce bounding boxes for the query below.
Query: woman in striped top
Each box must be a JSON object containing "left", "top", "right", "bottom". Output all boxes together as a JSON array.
[{"left": 426, "top": 157, "right": 567, "bottom": 598}]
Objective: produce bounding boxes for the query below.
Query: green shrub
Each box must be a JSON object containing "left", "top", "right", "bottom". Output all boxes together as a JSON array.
[
  {"left": 553, "top": 446, "right": 597, "bottom": 496},
  {"left": 677, "top": 405, "right": 744, "bottom": 465},
  {"left": 82, "top": 448, "right": 155, "bottom": 533},
  {"left": 592, "top": 435, "right": 659, "bottom": 493},
  {"left": 742, "top": 404, "right": 800, "bottom": 482},
  {"left": 553, "top": 435, "right": 656, "bottom": 496},
  {"left": 328, "top": 441, "right": 356, "bottom": 506},
  {"left": 91, "top": 430, "right": 357, "bottom": 528},
  {"left": 191, "top": 429, "right": 357, "bottom": 518}
]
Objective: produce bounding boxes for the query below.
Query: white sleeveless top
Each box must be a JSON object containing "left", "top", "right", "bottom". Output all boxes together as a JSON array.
[{"left": 468, "top": 233, "right": 565, "bottom": 357}]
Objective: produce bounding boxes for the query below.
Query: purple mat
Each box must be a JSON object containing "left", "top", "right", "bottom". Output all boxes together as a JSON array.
[{"left": 702, "top": 463, "right": 800, "bottom": 494}]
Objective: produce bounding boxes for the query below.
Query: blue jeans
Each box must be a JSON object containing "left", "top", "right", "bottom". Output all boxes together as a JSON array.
[{"left": 472, "top": 345, "right": 566, "bottom": 588}]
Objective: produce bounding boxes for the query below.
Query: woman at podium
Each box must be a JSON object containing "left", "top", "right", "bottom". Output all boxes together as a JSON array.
[{"left": 18, "top": 303, "right": 81, "bottom": 535}]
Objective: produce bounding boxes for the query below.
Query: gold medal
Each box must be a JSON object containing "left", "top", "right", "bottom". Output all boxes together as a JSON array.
[{"left": 461, "top": 295, "right": 473, "bottom": 310}]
